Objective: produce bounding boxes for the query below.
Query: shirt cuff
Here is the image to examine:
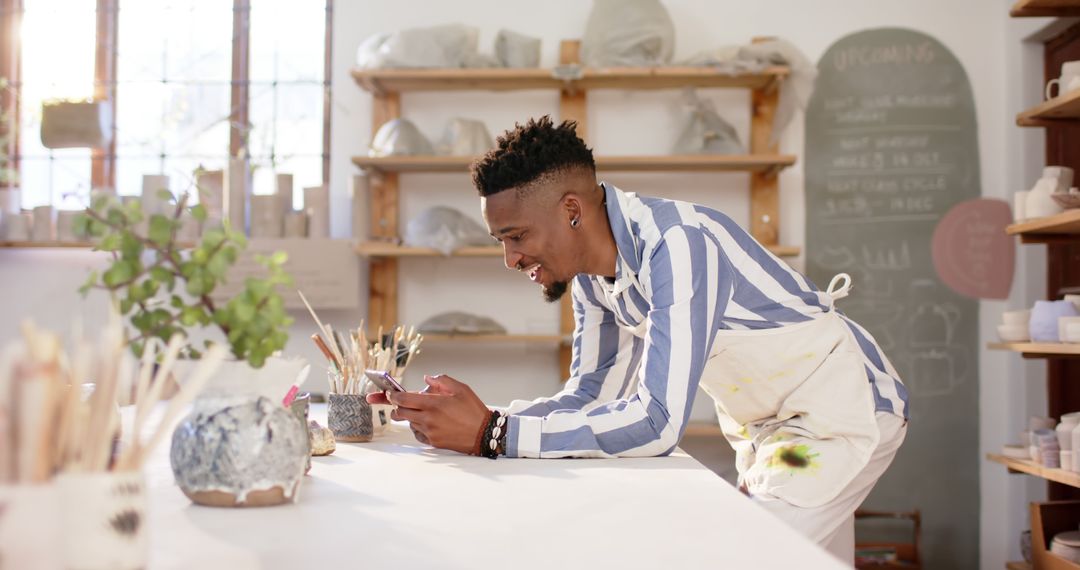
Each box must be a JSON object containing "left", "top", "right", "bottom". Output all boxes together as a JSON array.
[{"left": 506, "top": 414, "right": 542, "bottom": 458}]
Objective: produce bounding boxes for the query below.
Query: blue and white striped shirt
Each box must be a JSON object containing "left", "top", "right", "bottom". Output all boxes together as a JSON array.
[{"left": 504, "top": 183, "right": 909, "bottom": 459}]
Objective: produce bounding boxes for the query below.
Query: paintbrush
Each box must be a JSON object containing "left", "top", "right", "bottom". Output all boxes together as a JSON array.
[{"left": 297, "top": 290, "right": 344, "bottom": 365}]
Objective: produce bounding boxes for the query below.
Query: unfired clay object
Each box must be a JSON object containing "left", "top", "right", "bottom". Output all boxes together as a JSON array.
[{"left": 309, "top": 420, "right": 336, "bottom": 456}]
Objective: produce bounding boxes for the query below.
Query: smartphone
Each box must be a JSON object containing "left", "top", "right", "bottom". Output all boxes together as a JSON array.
[{"left": 364, "top": 369, "right": 406, "bottom": 393}]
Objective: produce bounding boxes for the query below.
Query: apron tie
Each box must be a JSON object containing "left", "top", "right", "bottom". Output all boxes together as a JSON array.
[{"left": 826, "top": 273, "right": 853, "bottom": 308}]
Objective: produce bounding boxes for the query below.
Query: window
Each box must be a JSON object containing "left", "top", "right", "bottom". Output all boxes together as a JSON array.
[
  {"left": 0, "top": 0, "right": 331, "bottom": 210},
  {"left": 14, "top": 0, "right": 96, "bottom": 209}
]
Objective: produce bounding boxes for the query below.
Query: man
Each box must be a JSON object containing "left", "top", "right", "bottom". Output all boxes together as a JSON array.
[{"left": 368, "top": 116, "right": 908, "bottom": 561}]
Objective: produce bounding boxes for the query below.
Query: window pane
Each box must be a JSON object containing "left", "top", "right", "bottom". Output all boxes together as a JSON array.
[
  {"left": 18, "top": 0, "right": 96, "bottom": 208},
  {"left": 248, "top": 0, "right": 326, "bottom": 200},
  {"left": 250, "top": 0, "right": 325, "bottom": 83},
  {"left": 115, "top": 0, "right": 232, "bottom": 197}
]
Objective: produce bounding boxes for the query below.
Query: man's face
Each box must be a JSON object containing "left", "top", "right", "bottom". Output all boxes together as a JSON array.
[{"left": 482, "top": 184, "right": 577, "bottom": 303}]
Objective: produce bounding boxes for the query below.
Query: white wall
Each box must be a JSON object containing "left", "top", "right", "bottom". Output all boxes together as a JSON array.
[{"left": 0, "top": 1, "right": 1042, "bottom": 566}]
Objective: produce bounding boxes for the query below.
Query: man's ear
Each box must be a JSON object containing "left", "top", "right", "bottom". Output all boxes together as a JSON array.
[{"left": 561, "top": 193, "right": 583, "bottom": 225}]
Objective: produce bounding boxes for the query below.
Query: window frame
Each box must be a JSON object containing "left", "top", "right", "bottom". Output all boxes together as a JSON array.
[{"left": 0, "top": 0, "right": 333, "bottom": 199}]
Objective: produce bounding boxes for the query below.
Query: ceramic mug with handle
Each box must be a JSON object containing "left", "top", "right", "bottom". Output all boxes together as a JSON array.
[{"left": 1046, "top": 60, "right": 1080, "bottom": 100}]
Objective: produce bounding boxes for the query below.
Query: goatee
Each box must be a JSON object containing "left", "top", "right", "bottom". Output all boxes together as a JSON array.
[{"left": 542, "top": 280, "right": 568, "bottom": 303}]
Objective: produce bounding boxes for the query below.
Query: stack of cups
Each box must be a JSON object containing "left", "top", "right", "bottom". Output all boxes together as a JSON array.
[
  {"left": 1030, "top": 416, "right": 1057, "bottom": 463},
  {"left": 1036, "top": 429, "right": 1061, "bottom": 468}
]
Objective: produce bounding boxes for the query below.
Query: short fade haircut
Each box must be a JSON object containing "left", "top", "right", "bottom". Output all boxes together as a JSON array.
[{"left": 471, "top": 115, "right": 595, "bottom": 197}]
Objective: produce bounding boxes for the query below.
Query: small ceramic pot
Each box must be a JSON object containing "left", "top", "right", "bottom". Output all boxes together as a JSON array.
[
  {"left": 328, "top": 393, "right": 373, "bottom": 442},
  {"left": 59, "top": 470, "right": 146, "bottom": 570},
  {"left": 170, "top": 396, "right": 308, "bottom": 508},
  {"left": 1002, "top": 309, "right": 1031, "bottom": 326}
]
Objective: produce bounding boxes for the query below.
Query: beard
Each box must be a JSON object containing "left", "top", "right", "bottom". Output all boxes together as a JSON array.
[{"left": 542, "top": 280, "right": 569, "bottom": 303}]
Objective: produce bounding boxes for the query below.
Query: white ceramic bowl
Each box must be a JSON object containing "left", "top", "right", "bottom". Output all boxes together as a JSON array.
[
  {"left": 998, "top": 324, "right": 1031, "bottom": 342},
  {"left": 1002, "top": 309, "right": 1032, "bottom": 325}
]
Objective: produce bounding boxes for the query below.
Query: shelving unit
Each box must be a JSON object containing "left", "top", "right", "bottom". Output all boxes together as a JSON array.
[
  {"left": 988, "top": 342, "right": 1080, "bottom": 357},
  {"left": 422, "top": 333, "right": 566, "bottom": 345},
  {"left": 992, "top": 10, "right": 1080, "bottom": 569},
  {"left": 352, "top": 154, "right": 797, "bottom": 176},
  {"left": 988, "top": 454, "right": 1080, "bottom": 489},
  {"left": 351, "top": 65, "right": 789, "bottom": 93},
  {"left": 1011, "top": 0, "right": 1080, "bottom": 18},
  {"left": 1006, "top": 209, "right": 1080, "bottom": 242},
  {"left": 355, "top": 241, "right": 801, "bottom": 259},
  {"left": 353, "top": 38, "right": 798, "bottom": 376},
  {"left": 1017, "top": 88, "right": 1080, "bottom": 126}
]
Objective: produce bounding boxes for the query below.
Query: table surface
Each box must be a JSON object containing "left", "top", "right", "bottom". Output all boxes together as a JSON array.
[{"left": 144, "top": 404, "right": 846, "bottom": 569}]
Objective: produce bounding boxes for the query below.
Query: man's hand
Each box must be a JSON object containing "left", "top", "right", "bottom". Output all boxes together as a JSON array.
[{"left": 366, "top": 374, "right": 490, "bottom": 455}]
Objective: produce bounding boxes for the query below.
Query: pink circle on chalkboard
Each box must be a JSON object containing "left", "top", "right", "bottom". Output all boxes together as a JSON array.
[{"left": 931, "top": 198, "right": 1014, "bottom": 300}]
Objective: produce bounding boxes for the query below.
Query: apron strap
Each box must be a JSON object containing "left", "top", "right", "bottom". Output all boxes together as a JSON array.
[{"left": 826, "top": 273, "right": 853, "bottom": 309}]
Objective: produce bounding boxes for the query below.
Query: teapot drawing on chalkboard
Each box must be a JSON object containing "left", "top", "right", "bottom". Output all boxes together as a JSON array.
[
  {"left": 908, "top": 280, "right": 960, "bottom": 348},
  {"left": 905, "top": 346, "right": 969, "bottom": 399}
]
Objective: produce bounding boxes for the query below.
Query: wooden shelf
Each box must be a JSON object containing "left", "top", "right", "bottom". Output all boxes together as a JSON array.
[
  {"left": 1011, "top": 0, "right": 1080, "bottom": 17},
  {"left": 988, "top": 342, "right": 1080, "bottom": 356},
  {"left": 1017, "top": 88, "right": 1080, "bottom": 126},
  {"left": 1007, "top": 209, "right": 1080, "bottom": 241},
  {"left": 988, "top": 453, "right": 1080, "bottom": 488},
  {"left": 351, "top": 66, "right": 789, "bottom": 94},
  {"left": 356, "top": 241, "right": 801, "bottom": 259},
  {"left": 422, "top": 333, "right": 565, "bottom": 344},
  {"left": 1006, "top": 562, "right": 1032, "bottom": 570},
  {"left": 0, "top": 241, "right": 96, "bottom": 248},
  {"left": 351, "top": 154, "right": 797, "bottom": 176}
]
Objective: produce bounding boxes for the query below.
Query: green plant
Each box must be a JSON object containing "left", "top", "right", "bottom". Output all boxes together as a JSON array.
[{"left": 76, "top": 192, "right": 294, "bottom": 368}]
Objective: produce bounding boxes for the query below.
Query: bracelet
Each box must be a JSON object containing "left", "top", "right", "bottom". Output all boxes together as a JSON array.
[
  {"left": 472, "top": 409, "right": 493, "bottom": 457},
  {"left": 479, "top": 410, "right": 508, "bottom": 460}
]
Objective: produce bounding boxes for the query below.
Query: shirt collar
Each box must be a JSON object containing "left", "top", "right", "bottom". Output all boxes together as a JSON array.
[{"left": 602, "top": 182, "right": 640, "bottom": 294}]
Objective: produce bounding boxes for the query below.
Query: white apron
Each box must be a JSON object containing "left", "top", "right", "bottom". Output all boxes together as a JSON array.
[{"left": 695, "top": 274, "right": 881, "bottom": 508}]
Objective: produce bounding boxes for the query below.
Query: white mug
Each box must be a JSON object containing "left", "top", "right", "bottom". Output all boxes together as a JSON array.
[
  {"left": 1043, "top": 165, "right": 1075, "bottom": 191},
  {"left": 1046, "top": 60, "right": 1080, "bottom": 100},
  {"left": 1014, "top": 191, "right": 1029, "bottom": 222}
]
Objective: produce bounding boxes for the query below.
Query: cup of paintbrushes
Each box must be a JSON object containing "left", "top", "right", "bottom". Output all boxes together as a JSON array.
[
  {"left": 326, "top": 369, "right": 373, "bottom": 443},
  {"left": 58, "top": 469, "right": 147, "bottom": 570}
]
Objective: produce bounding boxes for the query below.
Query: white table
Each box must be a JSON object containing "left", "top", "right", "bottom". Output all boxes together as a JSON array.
[{"left": 144, "top": 404, "right": 846, "bottom": 569}]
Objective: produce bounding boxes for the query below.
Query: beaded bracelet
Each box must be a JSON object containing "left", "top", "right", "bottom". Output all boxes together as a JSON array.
[{"left": 479, "top": 410, "right": 508, "bottom": 460}]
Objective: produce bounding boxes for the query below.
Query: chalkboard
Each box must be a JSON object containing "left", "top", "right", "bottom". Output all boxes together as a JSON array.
[{"left": 805, "top": 29, "right": 979, "bottom": 569}]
